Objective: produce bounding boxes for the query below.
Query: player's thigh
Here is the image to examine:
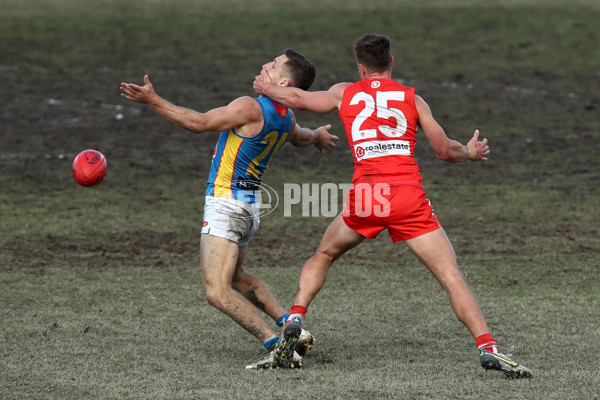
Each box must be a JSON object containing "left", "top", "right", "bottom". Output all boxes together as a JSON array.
[
  {"left": 200, "top": 233, "right": 240, "bottom": 289},
  {"left": 405, "top": 228, "right": 461, "bottom": 280},
  {"left": 316, "top": 213, "right": 366, "bottom": 261}
]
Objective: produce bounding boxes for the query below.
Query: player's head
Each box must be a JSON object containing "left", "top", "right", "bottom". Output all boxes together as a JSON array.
[
  {"left": 353, "top": 33, "right": 393, "bottom": 75},
  {"left": 281, "top": 49, "right": 316, "bottom": 90},
  {"left": 261, "top": 49, "right": 316, "bottom": 90}
]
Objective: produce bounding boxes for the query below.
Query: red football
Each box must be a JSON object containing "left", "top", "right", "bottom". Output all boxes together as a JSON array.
[{"left": 72, "top": 149, "right": 107, "bottom": 187}]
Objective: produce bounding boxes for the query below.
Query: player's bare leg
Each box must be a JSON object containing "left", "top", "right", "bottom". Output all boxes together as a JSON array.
[
  {"left": 405, "top": 227, "right": 489, "bottom": 337},
  {"left": 294, "top": 213, "right": 366, "bottom": 308},
  {"left": 405, "top": 228, "right": 532, "bottom": 378},
  {"left": 231, "top": 245, "right": 287, "bottom": 322},
  {"left": 201, "top": 234, "right": 276, "bottom": 344},
  {"left": 229, "top": 246, "right": 316, "bottom": 360},
  {"left": 275, "top": 214, "right": 365, "bottom": 367}
]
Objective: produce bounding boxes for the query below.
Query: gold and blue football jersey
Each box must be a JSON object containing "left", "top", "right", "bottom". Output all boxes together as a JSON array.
[{"left": 206, "top": 97, "right": 292, "bottom": 203}]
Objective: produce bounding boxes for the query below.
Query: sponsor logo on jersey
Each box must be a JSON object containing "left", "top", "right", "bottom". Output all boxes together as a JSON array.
[
  {"left": 353, "top": 139, "right": 410, "bottom": 161},
  {"left": 271, "top": 100, "right": 288, "bottom": 118},
  {"left": 235, "top": 179, "right": 260, "bottom": 191}
]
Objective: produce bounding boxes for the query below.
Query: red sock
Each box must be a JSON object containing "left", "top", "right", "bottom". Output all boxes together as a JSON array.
[
  {"left": 475, "top": 333, "right": 498, "bottom": 353},
  {"left": 288, "top": 305, "right": 307, "bottom": 319}
]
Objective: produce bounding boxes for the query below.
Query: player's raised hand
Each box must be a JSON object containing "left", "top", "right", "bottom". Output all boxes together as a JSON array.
[
  {"left": 120, "top": 75, "right": 157, "bottom": 105},
  {"left": 467, "top": 129, "right": 490, "bottom": 161}
]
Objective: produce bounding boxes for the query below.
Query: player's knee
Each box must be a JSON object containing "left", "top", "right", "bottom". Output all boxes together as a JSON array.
[
  {"left": 204, "top": 286, "right": 229, "bottom": 310},
  {"left": 206, "top": 297, "right": 220, "bottom": 310},
  {"left": 204, "top": 290, "right": 221, "bottom": 309},
  {"left": 315, "top": 248, "right": 338, "bottom": 265},
  {"left": 440, "top": 269, "right": 468, "bottom": 292}
]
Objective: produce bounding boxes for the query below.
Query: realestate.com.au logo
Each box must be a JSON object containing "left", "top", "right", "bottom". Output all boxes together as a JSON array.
[{"left": 239, "top": 183, "right": 392, "bottom": 218}]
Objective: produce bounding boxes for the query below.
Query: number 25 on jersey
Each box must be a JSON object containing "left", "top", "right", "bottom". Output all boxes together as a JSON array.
[{"left": 350, "top": 90, "right": 407, "bottom": 142}]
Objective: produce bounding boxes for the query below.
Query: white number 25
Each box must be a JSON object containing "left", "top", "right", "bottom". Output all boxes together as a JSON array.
[{"left": 350, "top": 91, "right": 407, "bottom": 142}]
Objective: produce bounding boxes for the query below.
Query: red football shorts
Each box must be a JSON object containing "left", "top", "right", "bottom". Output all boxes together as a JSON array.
[{"left": 342, "top": 183, "right": 441, "bottom": 242}]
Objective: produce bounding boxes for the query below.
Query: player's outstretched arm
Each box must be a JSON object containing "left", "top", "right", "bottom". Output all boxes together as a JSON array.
[
  {"left": 120, "top": 75, "right": 260, "bottom": 134},
  {"left": 416, "top": 95, "right": 490, "bottom": 162},
  {"left": 253, "top": 74, "right": 346, "bottom": 114}
]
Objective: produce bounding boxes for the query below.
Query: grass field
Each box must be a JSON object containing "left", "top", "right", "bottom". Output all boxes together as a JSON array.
[{"left": 1, "top": 0, "right": 599, "bottom": 399}]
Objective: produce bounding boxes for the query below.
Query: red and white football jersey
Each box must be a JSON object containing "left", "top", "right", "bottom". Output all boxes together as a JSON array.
[{"left": 339, "top": 78, "right": 422, "bottom": 185}]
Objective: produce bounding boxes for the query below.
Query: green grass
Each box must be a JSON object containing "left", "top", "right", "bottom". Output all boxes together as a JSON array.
[
  {"left": 3, "top": 0, "right": 600, "bottom": 17},
  {"left": 1, "top": 0, "right": 599, "bottom": 399}
]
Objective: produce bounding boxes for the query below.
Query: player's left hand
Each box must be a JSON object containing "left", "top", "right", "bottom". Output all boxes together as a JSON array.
[
  {"left": 467, "top": 129, "right": 490, "bottom": 161},
  {"left": 314, "top": 124, "right": 339, "bottom": 153},
  {"left": 120, "top": 75, "right": 157, "bottom": 105}
]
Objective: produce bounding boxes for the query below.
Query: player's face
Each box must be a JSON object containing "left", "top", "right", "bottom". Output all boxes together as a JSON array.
[{"left": 261, "top": 54, "right": 289, "bottom": 85}]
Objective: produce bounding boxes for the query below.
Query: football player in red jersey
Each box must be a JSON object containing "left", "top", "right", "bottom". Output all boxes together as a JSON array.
[{"left": 254, "top": 34, "right": 532, "bottom": 378}]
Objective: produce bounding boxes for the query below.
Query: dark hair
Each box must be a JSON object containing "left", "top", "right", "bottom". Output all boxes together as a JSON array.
[
  {"left": 353, "top": 33, "right": 392, "bottom": 72},
  {"left": 282, "top": 48, "right": 316, "bottom": 90}
]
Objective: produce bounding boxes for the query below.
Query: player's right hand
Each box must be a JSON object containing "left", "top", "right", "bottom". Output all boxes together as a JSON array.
[{"left": 253, "top": 74, "right": 265, "bottom": 95}]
